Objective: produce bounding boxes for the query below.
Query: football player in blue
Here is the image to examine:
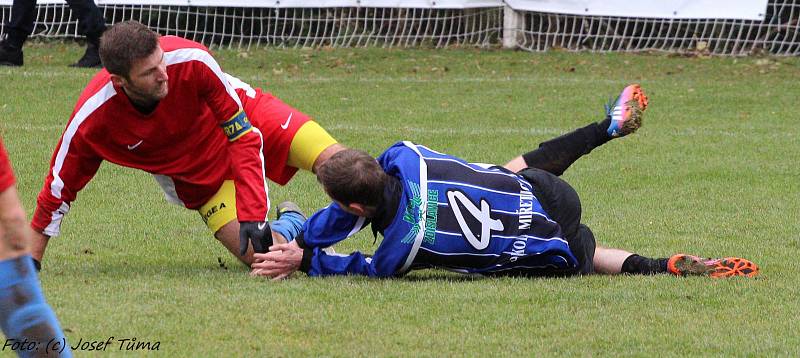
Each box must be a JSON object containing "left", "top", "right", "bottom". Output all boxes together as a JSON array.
[{"left": 251, "top": 84, "right": 759, "bottom": 280}]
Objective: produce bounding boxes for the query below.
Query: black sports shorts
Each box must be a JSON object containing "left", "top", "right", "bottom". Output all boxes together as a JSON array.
[{"left": 517, "top": 167, "right": 596, "bottom": 275}]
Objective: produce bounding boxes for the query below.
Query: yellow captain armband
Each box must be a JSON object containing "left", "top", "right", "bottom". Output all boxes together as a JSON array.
[
  {"left": 287, "top": 121, "right": 339, "bottom": 171},
  {"left": 221, "top": 110, "right": 253, "bottom": 141}
]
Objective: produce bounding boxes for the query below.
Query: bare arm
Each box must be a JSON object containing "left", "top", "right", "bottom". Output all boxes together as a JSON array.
[
  {"left": 29, "top": 231, "right": 49, "bottom": 262},
  {"left": 0, "top": 186, "right": 30, "bottom": 260}
]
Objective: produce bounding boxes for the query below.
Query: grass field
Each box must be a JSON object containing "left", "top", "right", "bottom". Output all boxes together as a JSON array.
[{"left": 1, "top": 41, "right": 799, "bottom": 356}]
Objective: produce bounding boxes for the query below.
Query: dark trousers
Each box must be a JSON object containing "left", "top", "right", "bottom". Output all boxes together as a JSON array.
[
  {"left": 518, "top": 121, "right": 612, "bottom": 274},
  {"left": 5, "top": 0, "right": 106, "bottom": 48}
]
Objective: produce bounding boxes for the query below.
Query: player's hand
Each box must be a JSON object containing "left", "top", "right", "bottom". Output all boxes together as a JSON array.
[
  {"left": 238, "top": 221, "right": 272, "bottom": 256},
  {"left": 251, "top": 241, "right": 303, "bottom": 281}
]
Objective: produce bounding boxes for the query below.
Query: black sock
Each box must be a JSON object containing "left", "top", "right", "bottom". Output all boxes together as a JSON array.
[
  {"left": 598, "top": 117, "right": 612, "bottom": 138},
  {"left": 621, "top": 254, "right": 668, "bottom": 275},
  {"left": 520, "top": 120, "right": 613, "bottom": 176}
]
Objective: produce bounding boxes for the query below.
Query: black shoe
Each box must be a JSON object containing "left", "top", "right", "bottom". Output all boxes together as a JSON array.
[
  {"left": 70, "top": 42, "right": 101, "bottom": 68},
  {"left": 0, "top": 42, "right": 23, "bottom": 66}
]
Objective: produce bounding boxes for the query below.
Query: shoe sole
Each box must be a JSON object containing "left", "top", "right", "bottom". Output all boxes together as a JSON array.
[
  {"left": 669, "top": 255, "right": 759, "bottom": 278},
  {"left": 616, "top": 85, "right": 649, "bottom": 136},
  {"left": 711, "top": 258, "right": 759, "bottom": 278}
]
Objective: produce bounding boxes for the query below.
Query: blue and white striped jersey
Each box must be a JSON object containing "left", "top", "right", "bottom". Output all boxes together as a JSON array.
[{"left": 301, "top": 141, "right": 578, "bottom": 277}]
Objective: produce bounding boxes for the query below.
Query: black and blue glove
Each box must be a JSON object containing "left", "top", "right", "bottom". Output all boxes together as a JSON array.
[{"left": 238, "top": 221, "right": 272, "bottom": 256}]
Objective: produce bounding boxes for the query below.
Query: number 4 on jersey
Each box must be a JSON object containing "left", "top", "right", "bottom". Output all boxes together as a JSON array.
[{"left": 446, "top": 190, "right": 504, "bottom": 250}]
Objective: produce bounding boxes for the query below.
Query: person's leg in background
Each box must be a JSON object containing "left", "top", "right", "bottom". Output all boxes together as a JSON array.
[
  {"left": 0, "top": 0, "right": 37, "bottom": 66},
  {"left": 65, "top": 0, "right": 107, "bottom": 67}
]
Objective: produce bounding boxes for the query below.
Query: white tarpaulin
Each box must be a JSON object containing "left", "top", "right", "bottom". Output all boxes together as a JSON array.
[
  {"left": 504, "top": 0, "right": 769, "bottom": 20},
  {"left": 0, "top": 0, "right": 504, "bottom": 8},
  {"left": 0, "top": 0, "right": 768, "bottom": 19}
]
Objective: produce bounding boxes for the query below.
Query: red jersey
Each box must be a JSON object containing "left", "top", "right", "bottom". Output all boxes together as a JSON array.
[
  {"left": 0, "top": 137, "right": 15, "bottom": 193},
  {"left": 32, "top": 36, "right": 273, "bottom": 236}
]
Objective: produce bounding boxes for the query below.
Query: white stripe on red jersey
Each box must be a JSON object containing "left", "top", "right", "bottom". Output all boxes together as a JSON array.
[{"left": 50, "top": 81, "right": 116, "bottom": 199}]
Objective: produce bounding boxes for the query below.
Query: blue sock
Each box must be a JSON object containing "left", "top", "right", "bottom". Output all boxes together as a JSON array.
[
  {"left": 0, "top": 255, "right": 72, "bottom": 357},
  {"left": 270, "top": 212, "right": 305, "bottom": 242}
]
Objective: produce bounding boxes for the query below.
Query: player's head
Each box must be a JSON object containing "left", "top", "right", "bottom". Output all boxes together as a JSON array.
[
  {"left": 316, "top": 149, "right": 387, "bottom": 217},
  {"left": 100, "top": 21, "right": 168, "bottom": 104}
]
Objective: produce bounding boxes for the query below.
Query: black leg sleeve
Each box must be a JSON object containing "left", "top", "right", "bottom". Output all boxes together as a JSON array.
[
  {"left": 521, "top": 119, "right": 613, "bottom": 176},
  {"left": 64, "top": 0, "right": 107, "bottom": 40},
  {"left": 6, "top": 0, "right": 38, "bottom": 48}
]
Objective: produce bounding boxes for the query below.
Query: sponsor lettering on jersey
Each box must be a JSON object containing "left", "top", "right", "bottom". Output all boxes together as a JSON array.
[
  {"left": 518, "top": 179, "right": 534, "bottom": 230},
  {"left": 400, "top": 181, "right": 438, "bottom": 245},
  {"left": 424, "top": 189, "right": 438, "bottom": 244},
  {"left": 509, "top": 237, "right": 528, "bottom": 262},
  {"left": 221, "top": 110, "right": 253, "bottom": 141}
]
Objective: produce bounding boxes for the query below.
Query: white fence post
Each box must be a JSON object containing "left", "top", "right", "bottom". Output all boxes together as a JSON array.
[{"left": 502, "top": 2, "right": 522, "bottom": 49}]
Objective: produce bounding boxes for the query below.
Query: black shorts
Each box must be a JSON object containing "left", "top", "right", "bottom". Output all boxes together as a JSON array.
[{"left": 517, "top": 168, "right": 596, "bottom": 275}]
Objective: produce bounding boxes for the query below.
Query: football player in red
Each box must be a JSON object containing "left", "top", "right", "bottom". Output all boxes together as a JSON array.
[{"left": 29, "top": 21, "right": 344, "bottom": 269}]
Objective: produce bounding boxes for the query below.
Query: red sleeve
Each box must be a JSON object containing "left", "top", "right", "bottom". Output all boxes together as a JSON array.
[
  {"left": 31, "top": 111, "right": 103, "bottom": 236},
  {"left": 0, "top": 137, "right": 16, "bottom": 192},
  {"left": 193, "top": 56, "right": 270, "bottom": 222}
]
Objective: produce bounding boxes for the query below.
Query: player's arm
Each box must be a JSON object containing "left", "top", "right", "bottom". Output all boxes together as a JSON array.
[
  {"left": 304, "top": 248, "right": 393, "bottom": 277},
  {"left": 193, "top": 56, "right": 271, "bottom": 253},
  {"left": 251, "top": 242, "right": 393, "bottom": 278},
  {"left": 300, "top": 202, "right": 370, "bottom": 248},
  {"left": 0, "top": 143, "right": 28, "bottom": 258},
  {"left": 255, "top": 238, "right": 409, "bottom": 278},
  {"left": 250, "top": 203, "right": 373, "bottom": 278},
  {"left": 303, "top": 230, "right": 413, "bottom": 277},
  {"left": 0, "top": 186, "right": 30, "bottom": 258},
  {"left": 253, "top": 225, "right": 412, "bottom": 278},
  {"left": 30, "top": 126, "right": 103, "bottom": 264}
]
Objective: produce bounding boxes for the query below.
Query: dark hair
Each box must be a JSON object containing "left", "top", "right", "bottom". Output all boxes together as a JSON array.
[
  {"left": 99, "top": 21, "right": 160, "bottom": 78},
  {"left": 317, "top": 149, "right": 387, "bottom": 207}
]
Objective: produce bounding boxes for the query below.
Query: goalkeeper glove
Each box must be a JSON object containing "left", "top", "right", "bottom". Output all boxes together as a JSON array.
[{"left": 238, "top": 221, "right": 272, "bottom": 256}]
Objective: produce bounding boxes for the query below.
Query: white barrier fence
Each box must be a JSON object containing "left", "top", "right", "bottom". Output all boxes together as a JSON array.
[{"left": 1, "top": 0, "right": 796, "bottom": 55}]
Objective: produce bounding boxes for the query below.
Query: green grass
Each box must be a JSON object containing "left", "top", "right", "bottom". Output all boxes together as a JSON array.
[{"left": 1, "top": 41, "right": 799, "bottom": 356}]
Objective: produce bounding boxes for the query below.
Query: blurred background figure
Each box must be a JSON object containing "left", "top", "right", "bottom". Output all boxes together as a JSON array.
[{"left": 0, "top": 0, "right": 107, "bottom": 67}]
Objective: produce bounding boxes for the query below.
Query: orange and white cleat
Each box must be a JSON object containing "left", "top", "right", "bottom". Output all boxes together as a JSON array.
[
  {"left": 606, "top": 84, "right": 649, "bottom": 137},
  {"left": 667, "top": 254, "right": 759, "bottom": 278}
]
